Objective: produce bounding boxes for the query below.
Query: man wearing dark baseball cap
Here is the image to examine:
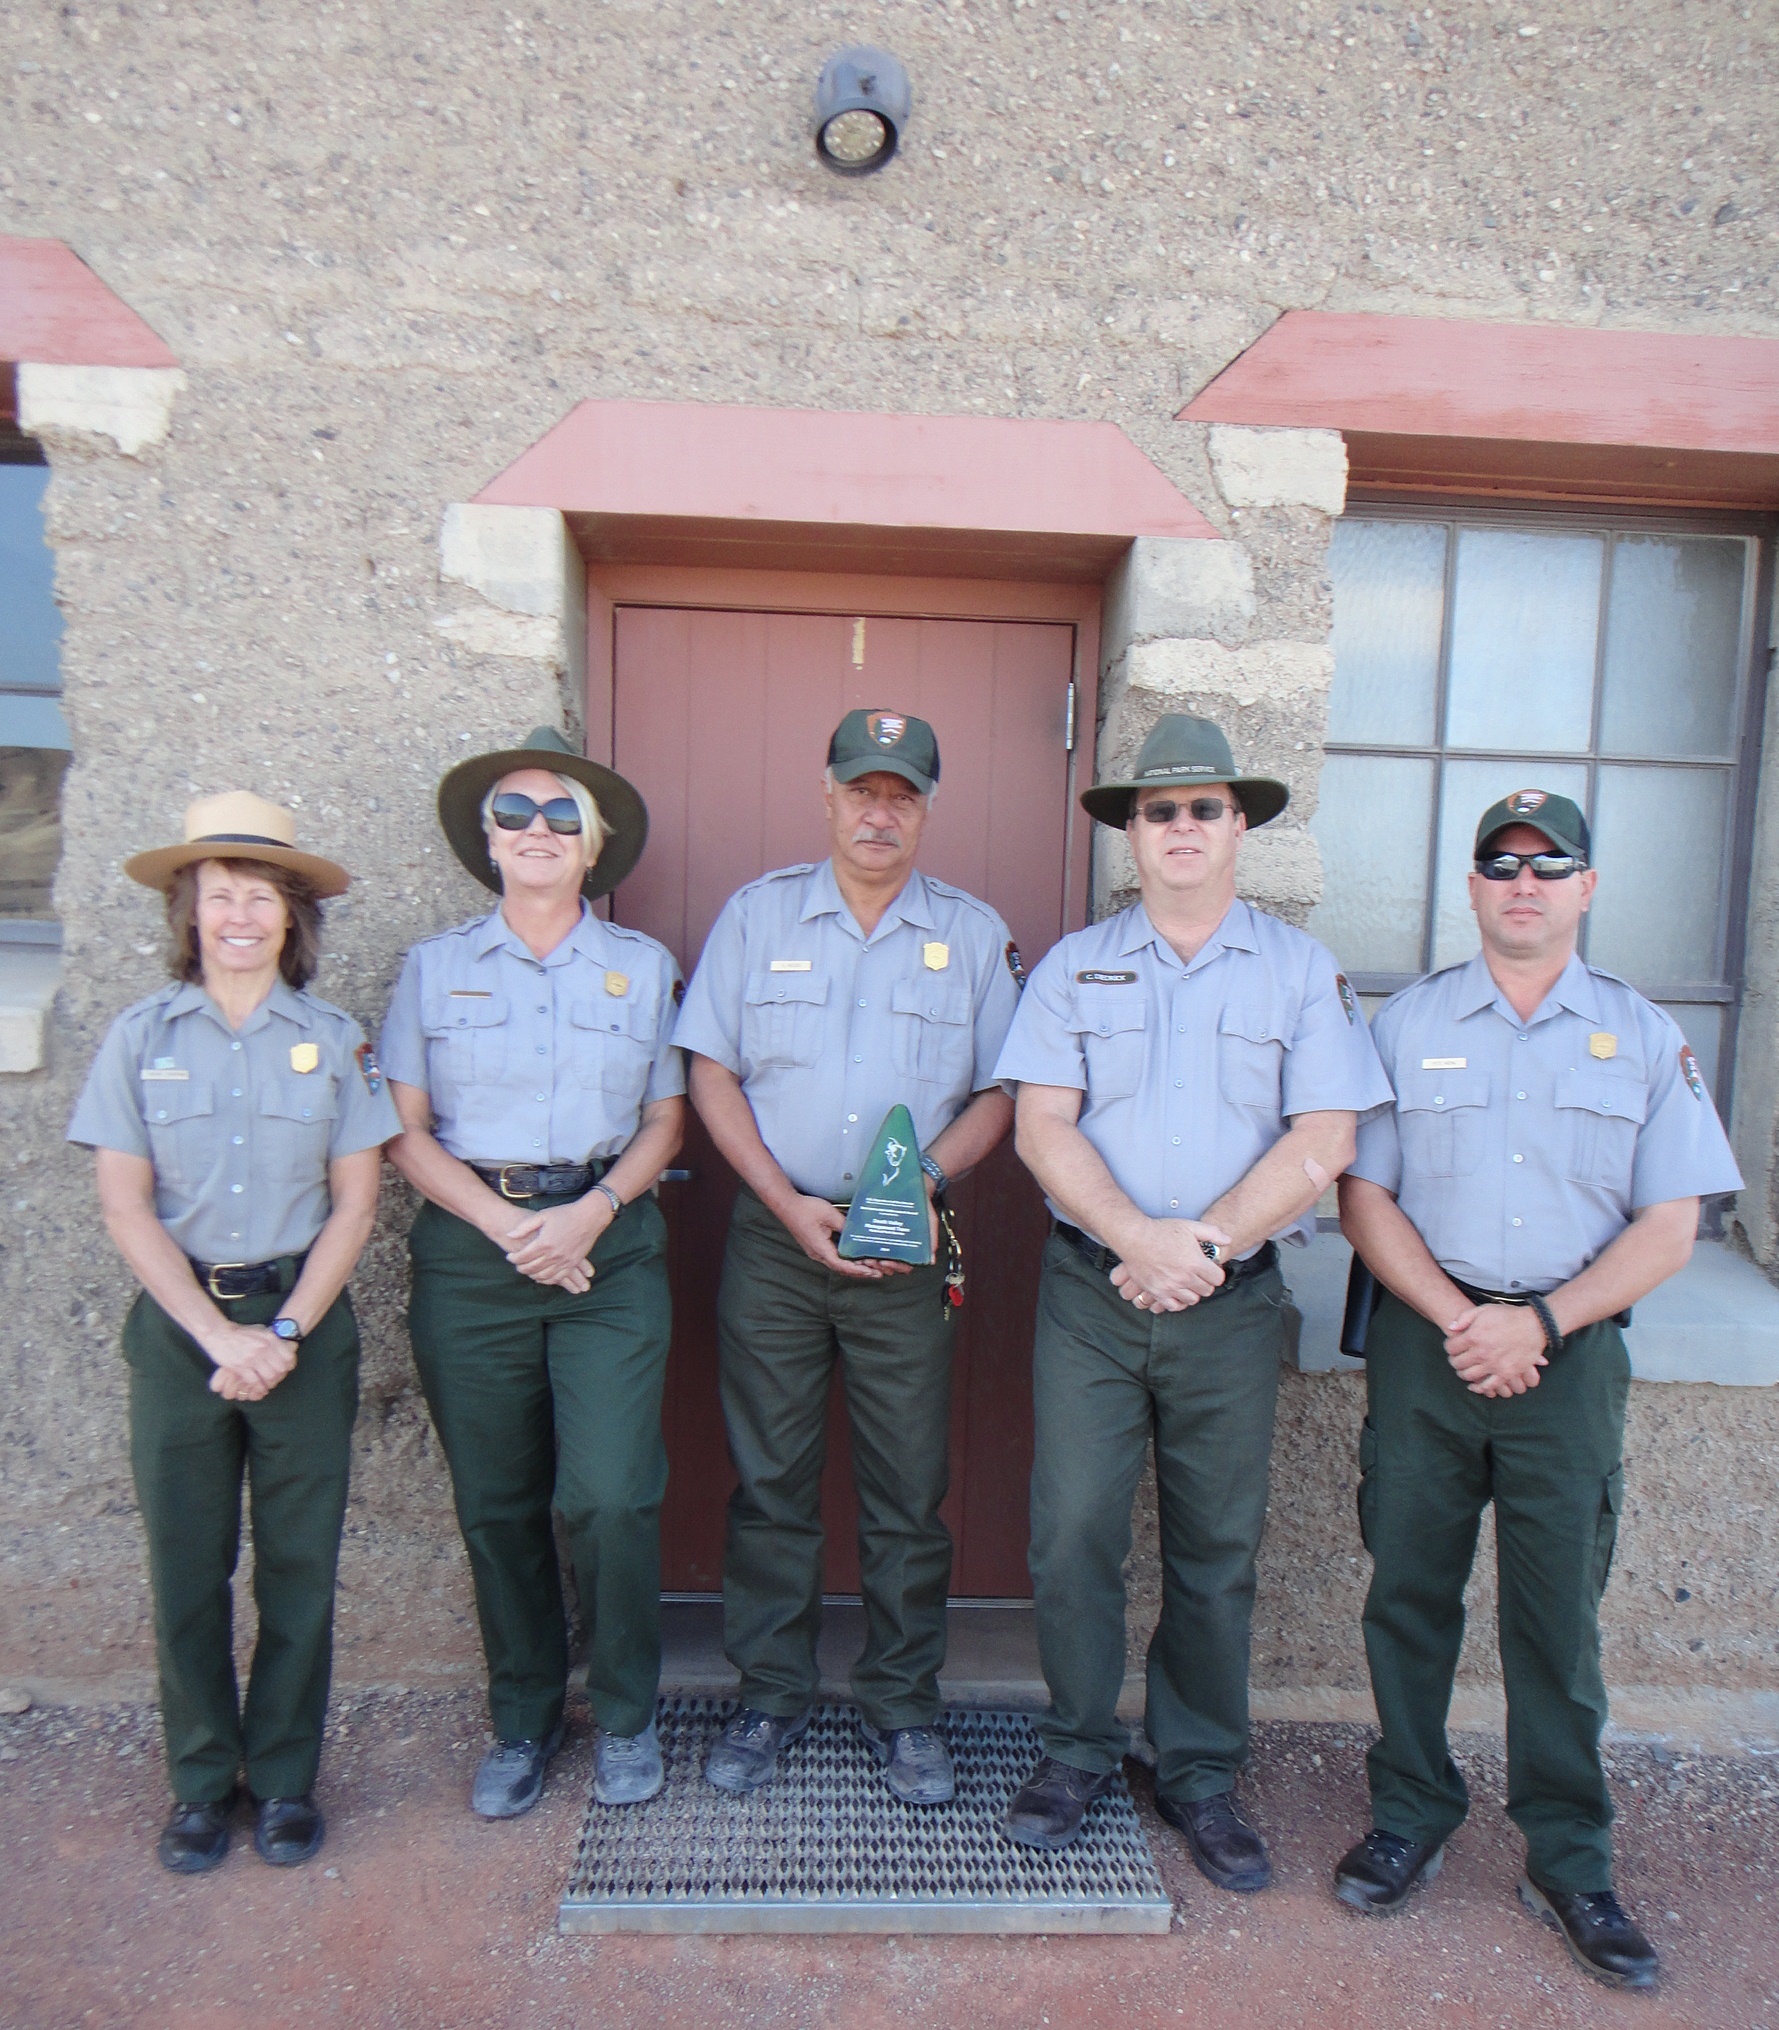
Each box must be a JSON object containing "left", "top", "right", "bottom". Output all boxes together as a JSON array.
[
  {"left": 674, "top": 707, "right": 1021, "bottom": 1806},
  {"left": 1335, "top": 786, "right": 1741, "bottom": 1989}
]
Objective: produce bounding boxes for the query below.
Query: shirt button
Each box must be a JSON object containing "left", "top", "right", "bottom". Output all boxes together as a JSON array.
[
  {"left": 301, "top": 1108, "right": 311, "bottom": 1119},
  {"left": 232, "top": 1135, "right": 243, "bottom": 1146},
  {"left": 231, "top": 1040, "right": 242, "bottom": 1051},
  {"left": 1171, "top": 1136, "right": 1181, "bottom": 1146},
  {"left": 858, "top": 999, "right": 867, "bottom": 1009},
  {"left": 1519, "top": 1033, "right": 1530, "bottom": 1042},
  {"left": 853, "top": 1054, "right": 863, "bottom": 1063},
  {"left": 231, "top": 1088, "right": 243, "bottom": 1099},
  {"left": 1434, "top": 1096, "right": 1444, "bottom": 1106},
  {"left": 231, "top": 1183, "right": 244, "bottom": 1194},
  {"left": 532, "top": 1138, "right": 543, "bottom": 1148},
  {"left": 847, "top": 1113, "right": 858, "bottom": 1123},
  {"left": 1511, "top": 1217, "right": 1523, "bottom": 1228},
  {"left": 1174, "top": 1079, "right": 1183, "bottom": 1089},
  {"left": 230, "top": 1233, "right": 241, "bottom": 1241},
  {"left": 1512, "top": 1153, "right": 1524, "bottom": 1163},
  {"left": 535, "top": 1093, "right": 547, "bottom": 1102},
  {"left": 155, "top": 1109, "right": 167, "bottom": 1120},
  {"left": 536, "top": 1005, "right": 547, "bottom": 1015},
  {"left": 1516, "top": 1091, "right": 1527, "bottom": 1100}
]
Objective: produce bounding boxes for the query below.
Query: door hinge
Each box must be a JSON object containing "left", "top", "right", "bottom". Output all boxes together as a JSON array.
[{"left": 1064, "top": 681, "right": 1078, "bottom": 752}]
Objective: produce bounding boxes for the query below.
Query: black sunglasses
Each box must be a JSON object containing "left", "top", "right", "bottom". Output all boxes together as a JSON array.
[
  {"left": 1475, "top": 851, "right": 1585, "bottom": 881},
  {"left": 1136, "top": 796, "right": 1236, "bottom": 825},
  {"left": 490, "top": 792, "right": 583, "bottom": 835}
]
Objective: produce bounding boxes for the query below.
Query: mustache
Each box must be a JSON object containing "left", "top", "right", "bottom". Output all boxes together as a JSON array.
[{"left": 851, "top": 826, "right": 902, "bottom": 844}]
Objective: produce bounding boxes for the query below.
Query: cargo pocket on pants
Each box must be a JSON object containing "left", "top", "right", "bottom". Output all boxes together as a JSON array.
[
  {"left": 1356, "top": 1417, "right": 1379, "bottom": 1554},
  {"left": 1591, "top": 1463, "right": 1624, "bottom": 1598}
]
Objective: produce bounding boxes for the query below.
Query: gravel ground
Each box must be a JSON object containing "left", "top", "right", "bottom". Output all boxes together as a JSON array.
[{"left": 2, "top": 1693, "right": 1776, "bottom": 2030}]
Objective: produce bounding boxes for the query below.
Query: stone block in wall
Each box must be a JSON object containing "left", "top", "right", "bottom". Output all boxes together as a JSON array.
[
  {"left": 435, "top": 504, "right": 589, "bottom": 733},
  {"left": 1125, "top": 636, "right": 1334, "bottom": 709},
  {"left": 1100, "top": 535, "right": 1256, "bottom": 682},
  {"left": 15, "top": 364, "right": 186, "bottom": 458},
  {"left": 1207, "top": 425, "right": 1348, "bottom": 517}
]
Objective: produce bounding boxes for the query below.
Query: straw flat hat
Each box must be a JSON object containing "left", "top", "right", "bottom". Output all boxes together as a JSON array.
[
  {"left": 123, "top": 791, "right": 351, "bottom": 897},
  {"left": 436, "top": 725, "right": 649, "bottom": 900}
]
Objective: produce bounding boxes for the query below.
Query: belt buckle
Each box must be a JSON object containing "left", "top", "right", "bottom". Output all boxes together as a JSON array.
[
  {"left": 495, "top": 1167, "right": 533, "bottom": 1201},
  {"left": 204, "top": 1261, "right": 249, "bottom": 1300}
]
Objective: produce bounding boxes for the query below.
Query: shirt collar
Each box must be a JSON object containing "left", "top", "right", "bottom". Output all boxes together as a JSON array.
[
  {"left": 1119, "top": 897, "right": 1257, "bottom": 972},
  {"left": 471, "top": 901, "right": 595, "bottom": 967},
  {"left": 165, "top": 976, "right": 310, "bottom": 1034},
  {"left": 1453, "top": 950, "right": 1601, "bottom": 1027},
  {"left": 800, "top": 860, "right": 935, "bottom": 937}
]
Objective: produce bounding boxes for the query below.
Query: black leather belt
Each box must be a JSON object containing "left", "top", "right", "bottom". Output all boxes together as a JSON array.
[
  {"left": 1053, "top": 1223, "right": 1277, "bottom": 1292},
  {"left": 470, "top": 1158, "right": 610, "bottom": 1201},
  {"left": 189, "top": 1254, "right": 304, "bottom": 1302},
  {"left": 1451, "top": 1274, "right": 1630, "bottom": 1331}
]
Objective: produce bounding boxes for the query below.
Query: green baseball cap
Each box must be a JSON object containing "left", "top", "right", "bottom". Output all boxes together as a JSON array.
[
  {"left": 828, "top": 707, "right": 940, "bottom": 794},
  {"left": 1080, "top": 712, "right": 1289, "bottom": 829},
  {"left": 1474, "top": 788, "right": 1591, "bottom": 863},
  {"left": 436, "top": 725, "right": 650, "bottom": 899}
]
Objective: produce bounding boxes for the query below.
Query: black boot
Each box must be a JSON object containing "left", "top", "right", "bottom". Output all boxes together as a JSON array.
[
  {"left": 1333, "top": 1828, "right": 1445, "bottom": 1913},
  {"left": 1154, "top": 1789, "right": 1272, "bottom": 1893},
  {"left": 156, "top": 1790, "right": 237, "bottom": 1874},
  {"left": 1519, "top": 1877, "right": 1661, "bottom": 1990}
]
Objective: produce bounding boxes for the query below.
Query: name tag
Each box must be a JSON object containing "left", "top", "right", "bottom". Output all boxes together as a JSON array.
[
  {"left": 1421, "top": 1056, "right": 1467, "bottom": 1069},
  {"left": 141, "top": 1067, "right": 189, "bottom": 1081},
  {"left": 1077, "top": 969, "right": 1137, "bottom": 986},
  {"left": 769, "top": 959, "right": 812, "bottom": 973},
  {"left": 449, "top": 989, "right": 492, "bottom": 999}
]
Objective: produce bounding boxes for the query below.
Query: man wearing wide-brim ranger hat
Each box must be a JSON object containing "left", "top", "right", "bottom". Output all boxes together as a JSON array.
[
  {"left": 381, "top": 727, "right": 685, "bottom": 1819},
  {"left": 993, "top": 714, "right": 1392, "bottom": 1879},
  {"left": 67, "top": 792, "right": 400, "bottom": 1874}
]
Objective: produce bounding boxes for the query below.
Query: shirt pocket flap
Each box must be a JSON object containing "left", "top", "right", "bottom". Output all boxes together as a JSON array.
[
  {"left": 423, "top": 990, "right": 509, "bottom": 1033},
  {"left": 571, "top": 996, "right": 655, "bottom": 1042},
  {"left": 259, "top": 1078, "right": 340, "bottom": 1125},
  {"left": 1218, "top": 1005, "right": 1288, "bottom": 1048},
  {"left": 744, "top": 970, "right": 830, "bottom": 1009},
  {"left": 1066, "top": 992, "right": 1146, "bottom": 1039},
  {"left": 142, "top": 1079, "right": 214, "bottom": 1125},
  {"left": 892, "top": 979, "right": 970, "bottom": 1025},
  {"left": 1555, "top": 1066, "right": 1649, "bottom": 1125},
  {"left": 1395, "top": 1067, "right": 1491, "bottom": 1114}
]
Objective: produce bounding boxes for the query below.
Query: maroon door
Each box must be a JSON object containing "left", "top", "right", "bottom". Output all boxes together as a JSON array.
[{"left": 610, "top": 606, "right": 1075, "bottom": 1596}]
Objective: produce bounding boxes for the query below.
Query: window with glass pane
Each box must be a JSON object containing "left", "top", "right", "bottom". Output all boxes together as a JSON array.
[
  {"left": 1, "top": 444, "right": 69, "bottom": 931},
  {"left": 1309, "top": 509, "right": 1765, "bottom": 1109}
]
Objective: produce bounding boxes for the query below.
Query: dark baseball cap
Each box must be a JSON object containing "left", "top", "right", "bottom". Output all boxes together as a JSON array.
[
  {"left": 827, "top": 708, "right": 940, "bottom": 794},
  {"left": 1475, "top": 788, "right": 1590, "bottom": 862}
]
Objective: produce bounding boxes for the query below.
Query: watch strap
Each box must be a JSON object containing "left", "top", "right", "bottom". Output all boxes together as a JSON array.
[
  {"left": 1527, "top": 1292, "right": 1564, "bottom": 1356},
  {"left": 919, "top": 1153, "right": 948, "bottom": 1196}
]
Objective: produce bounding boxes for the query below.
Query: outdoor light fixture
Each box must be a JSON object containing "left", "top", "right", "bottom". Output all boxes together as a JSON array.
[{"left": 814, "top": 46, "right": 910, "bottom": 176}]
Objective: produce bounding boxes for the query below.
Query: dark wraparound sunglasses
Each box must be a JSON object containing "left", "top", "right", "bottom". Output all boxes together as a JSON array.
[
  {"left": 1475, "top": 851, "right": 1585, "bottom": 881},
  {"left": 1136, "top": 796, "right": 1236, "bottom": 825},
  {"left": 491, "top": 792, "right": 583, "bottom": 835}
]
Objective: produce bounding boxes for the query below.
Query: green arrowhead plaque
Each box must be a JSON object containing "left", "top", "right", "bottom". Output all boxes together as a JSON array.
[{"left": 837, "top": 1104, "right": 934, "bottom": 1264}]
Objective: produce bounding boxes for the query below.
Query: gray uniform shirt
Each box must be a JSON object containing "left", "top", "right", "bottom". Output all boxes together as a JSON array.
[
  {"left": 67, "top": 977, "right": 400, "bottom": 1263},
  {"left": 673, "top": 860, "right": 1022, "bottom": 1202},
  {"left": 994, "top": 898, "right": 1393, "bottom": 1250},
  {"left": 1350, "top": 952, "right": 1743, "bottom": 1293},
  {"left": 379, "top": 904, "right": 685, "bottom": 1165}
]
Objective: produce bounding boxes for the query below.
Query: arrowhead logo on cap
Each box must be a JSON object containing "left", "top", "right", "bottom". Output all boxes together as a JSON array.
[
  {"left": 1507, "top": 789, "right": 1549, "bottom": 814},
  {"left": 867, "top": 712, "right": 906, "bottom": 746}
]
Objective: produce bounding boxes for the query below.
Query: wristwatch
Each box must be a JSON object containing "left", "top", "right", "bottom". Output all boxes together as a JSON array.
[
  {"left": 593, "top": 1181, "right": 624, "bottom": 1217},
  {"left": 270, "top": 1316, "right": 304, "bottom": 1346},
  {"left": 919, "top": 1153, "right": 949, "bottom": 1196}
]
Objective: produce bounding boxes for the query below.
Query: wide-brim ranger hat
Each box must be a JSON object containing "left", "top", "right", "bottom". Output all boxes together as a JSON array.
[
  {"left": 436, "top": 725, "right": 649, "bottom": 899},
  {"left": 123, "top": 791, "right": 351, "bottom": 898},
  {"left": 1079, "top": 713, "right": 1289, "bottom": 830}
]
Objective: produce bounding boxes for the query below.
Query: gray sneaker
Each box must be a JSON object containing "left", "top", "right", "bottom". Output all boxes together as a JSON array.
[
  {"left": 471, "top": 1720, "right": 564, "bottom": 1819},
  {"left": 703, "top": 1706, "right": 812, "bottom": 1793},
  {"left": 594, "top": 1719, "right": 664, "bottom": 1806},
  {"left": 860, "top": 1720, "right": 955, "bottom": 1805}
]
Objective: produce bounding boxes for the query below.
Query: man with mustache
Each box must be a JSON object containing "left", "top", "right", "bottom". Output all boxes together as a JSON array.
[
  {"left": 675, "top": 709, "right": 1020, "bottom": 1805},
  {"left": 1333, "top": 791, "right": 1741, "bottom": 1992}
]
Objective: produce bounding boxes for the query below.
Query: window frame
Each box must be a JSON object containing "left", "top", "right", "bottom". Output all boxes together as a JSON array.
[{"left": 1324, "top": 494, "right": 1776, "bottom": 1118}]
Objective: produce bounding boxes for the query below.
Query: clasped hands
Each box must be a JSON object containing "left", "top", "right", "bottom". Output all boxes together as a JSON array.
[
  {"left": 204, "top": 1319, "right": 297, "bottom": 1401},
  {"left": 494, "top": 1192, "right": 617, "bottom": 1294},
  {"left": 1108, "top": 1216, "right": 1233, "bottom": 1311},
  {"left": 781, "top": 1190, "right": 941, "bottom": 1280},
  {"left": 1443, "top": 1299, "right": 1549, "bottom": 1396}
]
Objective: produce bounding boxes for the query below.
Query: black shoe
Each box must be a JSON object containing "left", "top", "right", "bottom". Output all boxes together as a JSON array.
[
  {"left": 1333, "top": 1828, "right": 1445, "bottom": 1913},
  {"left": 471, "top": 1721, "right": 566, "bottom": 1819},
  {"left": 1155, "top": 1789, "right": 1273, "bottom": 1893},
  {"left": 1519, "top": 1877, "right": 1661, "bottom": 1991},
  {"left": 859, "top": 1720, "right": 956, "bottom": 1805},
  {"left": 1002, "top": 1757, "right": 1118, "bottom": 1850},
  {"left": 156, "top": 1790, "right": 238, "bottom": 1875},
  {"left": 253, "top": 1793, "right": 325, "bottom": 1867},
  {"left": 703, "top": 1707, "right": 812, "bottom": 1794}
]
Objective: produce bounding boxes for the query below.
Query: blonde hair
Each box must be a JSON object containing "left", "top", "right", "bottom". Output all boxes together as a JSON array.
[{"left": 481, "top": 770, "right": 610, "bottom": 869}]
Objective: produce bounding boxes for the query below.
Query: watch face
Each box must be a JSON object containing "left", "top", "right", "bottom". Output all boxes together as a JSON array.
[{"left": 271, "top": 1317, "right": 300, "bottom": 1343}]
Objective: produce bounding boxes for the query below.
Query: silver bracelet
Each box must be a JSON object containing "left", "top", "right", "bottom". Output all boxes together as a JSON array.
[{"left": 593, "top": 1181, "right": 624, "bottom": 1216}]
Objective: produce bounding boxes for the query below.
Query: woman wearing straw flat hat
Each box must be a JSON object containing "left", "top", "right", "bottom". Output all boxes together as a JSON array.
[
  {"left": 66, "top": 792, "right": 400, "bottom": 1875},
  {"left": 381, "top": 727, "right": 684, "bottom": 1819}
]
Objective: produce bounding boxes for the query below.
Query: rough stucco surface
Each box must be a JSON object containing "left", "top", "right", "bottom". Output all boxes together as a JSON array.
[{"left": 1, "top": 0, "right": 1775, "bottom": 1718}]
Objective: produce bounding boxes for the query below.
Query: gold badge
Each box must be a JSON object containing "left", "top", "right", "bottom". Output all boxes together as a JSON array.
[
  {"left": 923, "top": 941, "right": 950, "bottom": 972},
  {"left": 1589, "top": 1032, "right": 1617, "bottom": 1060},
  {"left": 605, "top": 970, "right": 629, "bottom": 998},
  {"left": 289, "top": 1042, "right": 320, "bottom": 1074}
]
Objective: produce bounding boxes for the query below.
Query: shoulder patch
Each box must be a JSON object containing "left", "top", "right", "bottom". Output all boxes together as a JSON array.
[
  {"left": 672, "top": 977, "right": 686, "bottom": 1006},
  {"left": 355, "top": 1042, "right": 385, "bottom": 1096},
  {"left": 1005, "top": 940, "right": 1026, "bottom": 989},
  {"left": 1679, "top": 1044, "right": 1705, "bottom": 1100},
  {"left": 1335, "top": 973, "right": 1358, "bottom": 1025},
  {"left": 1076, "top": 968, "right": 1138, "bottom": 986}
]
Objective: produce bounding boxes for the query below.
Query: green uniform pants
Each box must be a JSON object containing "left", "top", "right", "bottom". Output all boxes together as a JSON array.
[
  {"left": 718, "top": 1187, "right": 954, "bottom": 1729},
  {"left": 124, "top": 1282, "right": 359, "bottom": 1805},
  {"left": 408, "top": 1190, "right": 671, "bottom": 1742},
  {"left": 1359, "top": 1288, "right": 1629, "bottom": 1893},
  {"left": 1028, "top": 1234, "right": 1288, "bottom": 1798}
]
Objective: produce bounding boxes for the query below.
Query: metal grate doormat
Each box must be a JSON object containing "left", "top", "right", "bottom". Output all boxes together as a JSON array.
[{"left": 559, "top": 1698, "right": 1172, "bottom": 1935}]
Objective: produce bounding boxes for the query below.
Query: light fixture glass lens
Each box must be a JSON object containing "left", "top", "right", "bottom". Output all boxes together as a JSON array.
[{"left": 822, "top": 108, "right": 889, "bottom": 165}]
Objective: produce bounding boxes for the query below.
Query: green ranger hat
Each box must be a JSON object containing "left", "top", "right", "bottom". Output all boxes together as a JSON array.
[
  {"left": 1080, "top": 712, "right": 1289, "bottom": 829},
  {"left": 828, "top": 707, "right": 940, "bottom": 794},
  {"left": 436, "top": 725, "right": 650, "bottom": 899},
  {"left": 1474, "top": 787, "right": 1591, "bottom": 863}
]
